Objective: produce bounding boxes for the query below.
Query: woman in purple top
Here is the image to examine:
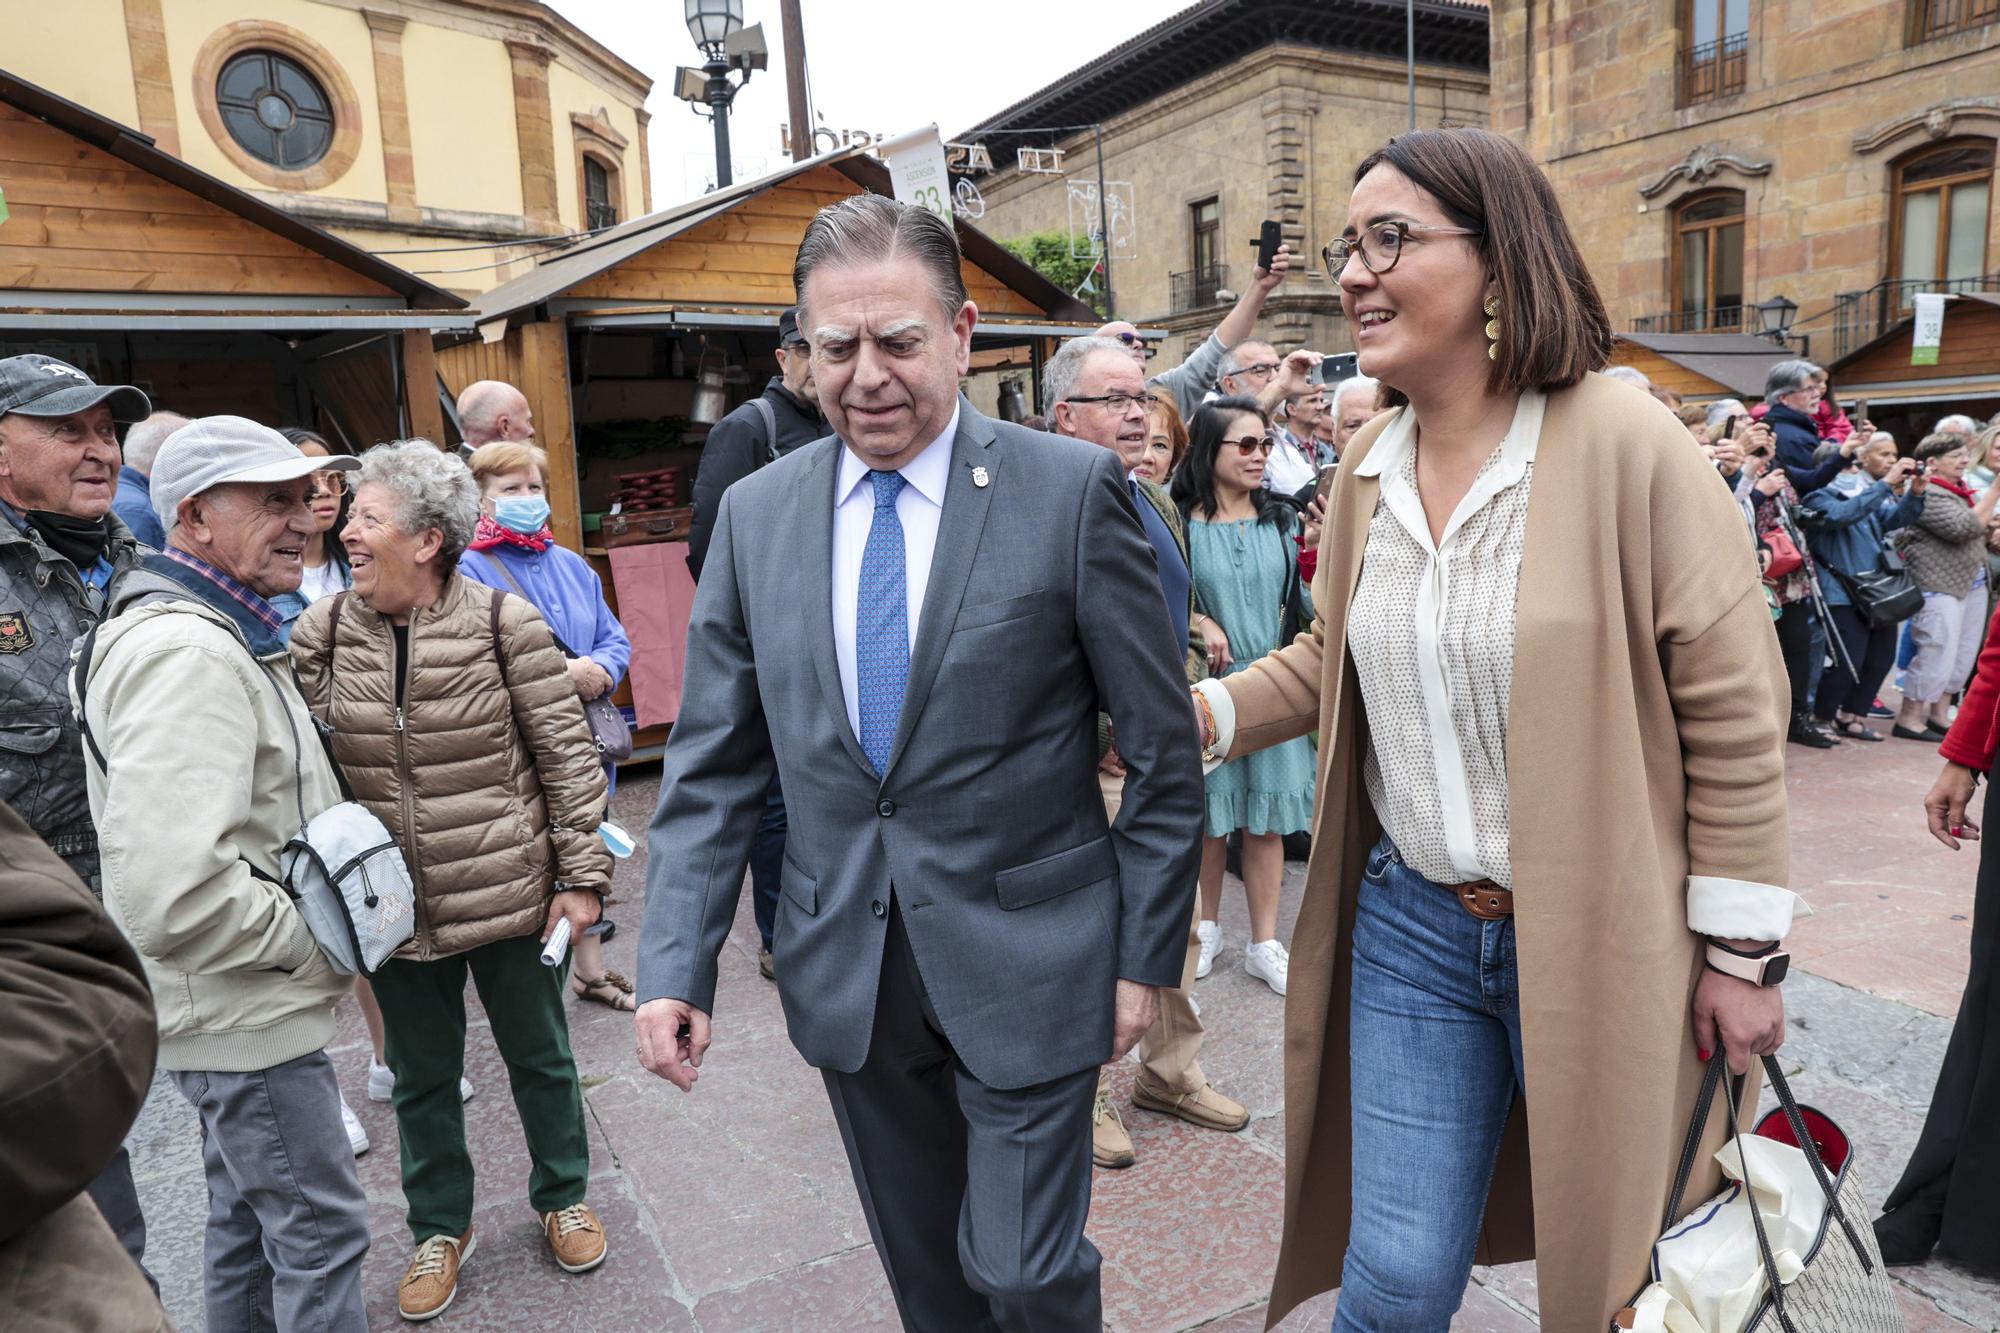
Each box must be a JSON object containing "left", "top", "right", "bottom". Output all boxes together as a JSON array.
[{"left": 461, "top": 441, "right": 634, "bottom": 1011}]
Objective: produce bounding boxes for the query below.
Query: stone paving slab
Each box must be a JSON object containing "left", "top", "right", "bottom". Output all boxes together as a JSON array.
[{"left": 127, "top": 732, "right": 2000, "bottom": 1330}]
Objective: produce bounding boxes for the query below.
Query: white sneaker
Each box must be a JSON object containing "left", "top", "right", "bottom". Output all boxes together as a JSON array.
[
  {"left": 341, "top": 1096, "right": 370, "bottom": 1156},
  {"left": 1195, "top": 920, "right": 1220, "bottom": 980},
  {"left": 1245, "top": 939, "right": 1290, "bottom": 996},
  {"left": 369, "top": 1059, "right": 475, "bottom": 1104}
]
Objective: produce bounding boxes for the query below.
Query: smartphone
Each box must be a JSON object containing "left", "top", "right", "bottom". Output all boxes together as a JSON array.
[
  {"left": 1852, "top": 398, "right": 1868, "bottom": 425},
  {"left": 1722, "top": 413, "right": 1741, "bottom": 441},
  {"left": 1254, "top": 219, "right": 1282, "bottom": 271},
  {"left": 1316, "top": 351, "right": 1359, "bottom": 385}
]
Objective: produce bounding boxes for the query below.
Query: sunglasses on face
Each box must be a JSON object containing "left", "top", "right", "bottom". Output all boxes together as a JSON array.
[{"left": 1228, "top": 437, "right": 1275, "bottom": 455}]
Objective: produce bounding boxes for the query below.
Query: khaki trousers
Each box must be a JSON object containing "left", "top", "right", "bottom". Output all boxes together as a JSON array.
[{"left": 1099, "top": 770, "right": 1207, "bottom": 1097}]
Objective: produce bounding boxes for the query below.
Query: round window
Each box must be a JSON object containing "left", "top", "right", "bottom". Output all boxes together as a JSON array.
[{"left": 215, "top": 51, "right": 334, "bottom": 170}]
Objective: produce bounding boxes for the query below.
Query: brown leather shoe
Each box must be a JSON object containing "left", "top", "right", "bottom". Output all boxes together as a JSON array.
[
  {"left": 1092, "top": 1086, "right": 1135, "bottom": 1168},
  {"left": 1132, "top": 1076, "right": 1250, "bottom": 1132},
  {"left": 542, "top": 1202, "right": 607, "bottom": 1273},
  {"left": 398, "top": 1227, "right": 474, "bottom": 1322},
  {"left": 758, "top": 947, "right": 776, "bottom": 981}
]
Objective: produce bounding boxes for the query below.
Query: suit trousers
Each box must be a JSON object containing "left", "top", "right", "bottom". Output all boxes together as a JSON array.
[
  {"left": 1099, "top": 769, "right": 1207, "bottom": 1096},
  {"left": 822, "top": 899, "right": 1102, "bottom": 1332}
]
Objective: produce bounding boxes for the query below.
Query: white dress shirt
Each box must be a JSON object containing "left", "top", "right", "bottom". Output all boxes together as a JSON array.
[
  {"left": 1263, "top": 427, "right": 1319, "bottom": 496},
  {"left": 831, "top": 405, "right": 959, "bottom": 739}
]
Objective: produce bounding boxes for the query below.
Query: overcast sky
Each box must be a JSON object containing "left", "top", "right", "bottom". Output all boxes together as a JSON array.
[{"left": 545, "top": 1, "right": 1176, "bottom": 207}]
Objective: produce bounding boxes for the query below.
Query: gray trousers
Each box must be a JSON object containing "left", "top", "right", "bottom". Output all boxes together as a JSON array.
[
  {"left": 85, "top": 1145, "right": 156, "bottom": 1294},
  {"left": 821, "top": 900, "right": 1101, "bottom": 1333},
  {"left": 171, "top": 1050, "right": 371, "bottom": 1333}
]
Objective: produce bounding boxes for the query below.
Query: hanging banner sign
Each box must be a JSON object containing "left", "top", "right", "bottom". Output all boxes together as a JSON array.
[
  {"left": 0, "top": 185, "right": 9, "bottom": 227},
  {"left": 876, "top": 125, "right": 953, "bottom": 223},
  {"left": 1911, "top": 292, "right": 1946, "bottom": 366}
]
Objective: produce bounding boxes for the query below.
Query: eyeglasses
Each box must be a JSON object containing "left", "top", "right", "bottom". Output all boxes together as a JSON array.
[
  {"left": 1231, "top": 362, "right": 1280, "bottom": 381},
  {"left": 782, "top": 338, "right": 810, "bottom": 355},
  {"left": 1228, "top": 437, "right": 1275, "bottom": 455},
  {"left": 1065, "top": 392, "right": 1149, "bottom": 412},
  {"left": 1323, "top": 220, "right": 1484, "bottom": 279},
  {"left": 312, "top": 470, "right": 347, "bottom": 494}
]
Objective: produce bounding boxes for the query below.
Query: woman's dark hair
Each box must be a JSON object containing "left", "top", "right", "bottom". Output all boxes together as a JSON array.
[
  {"left": 1352, "top": 127, "right": 1613, "bottom": 407},
  {"left": 1170, "top": 396, "right": 1289, "bottom": 526},
  {"left": 281, "top": 426, "right": 351, "bottom": 572}
]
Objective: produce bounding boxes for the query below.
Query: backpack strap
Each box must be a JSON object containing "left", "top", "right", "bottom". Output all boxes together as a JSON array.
[
  {"left": 752, "top": 395, "right": 780, "bottom": 467},
  {"left": 73, "top": 622, "right": 108, "bottom": 771},
  {"left": 489, "top": 586, "right": 511, "bottom": 690},
  {"left": 480, "top": 556, "right": 576, "bottom": 657}
]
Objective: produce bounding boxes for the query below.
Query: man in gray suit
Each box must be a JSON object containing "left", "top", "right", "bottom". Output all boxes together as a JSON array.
[{"left": 635, "top": 194, "right": 1203, "bottom": 1330}]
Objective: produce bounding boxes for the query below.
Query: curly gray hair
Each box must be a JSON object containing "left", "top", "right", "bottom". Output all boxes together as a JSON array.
[{"left": 356, "top": 439, "right": 479, "bottom": 565}]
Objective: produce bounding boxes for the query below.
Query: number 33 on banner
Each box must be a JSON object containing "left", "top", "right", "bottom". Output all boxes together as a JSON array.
[{"left": 878, "top": 126, "right": 956, "bottom": 223}]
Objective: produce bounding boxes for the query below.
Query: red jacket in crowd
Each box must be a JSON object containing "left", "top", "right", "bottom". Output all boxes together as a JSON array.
[{"left": 1942, "top": 602, "right": 2000, "bottom": 772}]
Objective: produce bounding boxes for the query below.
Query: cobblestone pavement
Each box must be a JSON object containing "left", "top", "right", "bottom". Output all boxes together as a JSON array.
[{"left": 127, "top": 730, "right": 1998, "bottom": 1330}]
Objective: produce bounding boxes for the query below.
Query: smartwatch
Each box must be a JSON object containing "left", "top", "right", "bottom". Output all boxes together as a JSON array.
[{"left": 1704, "top": 938, "right": 1790, "bottom": 987}]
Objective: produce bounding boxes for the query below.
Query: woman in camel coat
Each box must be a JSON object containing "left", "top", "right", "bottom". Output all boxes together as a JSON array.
[{"left": 1193, "top": 129, "right": 1804, "bottom": 1331}]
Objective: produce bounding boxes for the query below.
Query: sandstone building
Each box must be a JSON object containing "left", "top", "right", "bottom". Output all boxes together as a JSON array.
[
  {"left": 6, "top": 0, "right": 653, "bottom": 295},
  {"left": 958, "top": 0, "right": 1490, "bottom": 376}
]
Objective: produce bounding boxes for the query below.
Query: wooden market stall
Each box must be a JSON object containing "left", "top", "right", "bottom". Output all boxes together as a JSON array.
[
  {"left": 1609, "top": 331, "right": 1800, "bottom": 405},
  {"left": 0, "top": 72, "right": 470, "bottom": 448},
  {"left": 1828, "top": 293, "right": 2000, "bottom": 443},
  {"left": 436, "top": 145, "right": 1099, "bottom": 758}
]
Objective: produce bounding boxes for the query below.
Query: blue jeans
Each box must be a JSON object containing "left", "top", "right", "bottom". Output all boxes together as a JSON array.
[
  {"left": 1332, "top": 837, "right": 1525, "bottom": 1333},
  {"left": 748, "top": 772, "right": 787, "bottom": 951}
]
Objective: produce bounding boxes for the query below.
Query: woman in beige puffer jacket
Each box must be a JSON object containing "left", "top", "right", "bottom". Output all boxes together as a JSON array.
[{"left": 290, "top": 441, "right": 615, "bottom": 1316}]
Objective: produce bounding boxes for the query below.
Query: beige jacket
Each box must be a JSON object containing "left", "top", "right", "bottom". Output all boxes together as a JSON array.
[
  {"left": 79, "top": 571, "right": 349, "bottom": 1073},
  {"left": 291, "top": 573, "right": 610, "bottom": 961},
  {"left": 1225, "top": 374, "right": 1794, "bottom": 1332}
]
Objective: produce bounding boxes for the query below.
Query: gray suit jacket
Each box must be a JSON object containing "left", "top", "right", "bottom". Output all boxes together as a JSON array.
[{"left": 637, "top": 400, "right": 1204, "bottom": 1090}]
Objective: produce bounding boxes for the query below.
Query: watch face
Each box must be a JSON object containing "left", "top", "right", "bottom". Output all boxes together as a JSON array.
[{"left": 1763, "top": 953, "right": 1790, "bottom": 986}]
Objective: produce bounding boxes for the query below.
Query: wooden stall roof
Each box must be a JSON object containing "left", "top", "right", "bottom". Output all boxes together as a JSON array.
[
  {"left": 0, "top": 70, "right": 463, "bottom": 313},
  {"left": 469, "top": 145, "right": 1097, "bottom": 334},
  {"left": 1829, "top": 294, "right": 2000, "bottom": 404},
  {"left": 1611, "top": 332, "right": 1796, "bottom": 401}
]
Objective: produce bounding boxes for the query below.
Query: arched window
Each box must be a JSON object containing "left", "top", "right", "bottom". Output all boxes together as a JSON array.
[
  {"left": 1893, "top": 139, "right": 1993, "bottom": 285},
  {"left": 215, "top": 50, "right": 334, "bottom": 170},
  {"left": 1672, "top": 190, "right": 1745, "bottom": 331}
]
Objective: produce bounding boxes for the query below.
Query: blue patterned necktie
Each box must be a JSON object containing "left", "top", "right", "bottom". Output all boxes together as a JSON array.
[{"left": 856, "top": 469, "right": 910, "bottom": 774}]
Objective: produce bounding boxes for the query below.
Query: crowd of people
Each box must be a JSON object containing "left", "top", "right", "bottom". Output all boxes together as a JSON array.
[{"left": 4, "top": 122, "right": 1998, "bottom": 1333}]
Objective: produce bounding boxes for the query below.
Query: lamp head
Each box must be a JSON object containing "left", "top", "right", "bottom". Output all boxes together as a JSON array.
[{"left": 684, "top": 0, "right": 743, "bottom": 50}]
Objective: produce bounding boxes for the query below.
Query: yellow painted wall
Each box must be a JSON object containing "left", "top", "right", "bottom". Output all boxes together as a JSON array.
[
  {"left": 5, "top": 0, "right": 142, "bottom": 127},
  {"left": 402, "top": 20, "right": 522, "bottom": 219},
  {"left": 547, "top": 58, "right": 640, "bottom": 231},
  {"left": 164, "top": 0, "right": 389, "bottom": 202}
]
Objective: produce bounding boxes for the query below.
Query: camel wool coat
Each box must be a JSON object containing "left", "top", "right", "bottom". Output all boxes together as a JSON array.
[{"left": 1221, "top": 373, "right": 1795, "bottom": 1331}]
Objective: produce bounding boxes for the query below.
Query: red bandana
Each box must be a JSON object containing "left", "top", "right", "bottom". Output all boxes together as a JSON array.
[
  {"left": 1931, "top": 476, "right": 1976, "bottom": 502},
  {"left": 468, "top": 513, "right": 552, "bottom": 553}
]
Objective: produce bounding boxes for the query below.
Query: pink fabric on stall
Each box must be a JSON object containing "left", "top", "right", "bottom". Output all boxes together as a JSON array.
[{"left": 608, "top": 542, "right": 698, "bottom": 728}]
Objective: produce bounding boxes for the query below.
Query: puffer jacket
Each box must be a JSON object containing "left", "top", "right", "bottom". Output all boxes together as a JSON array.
[
  {"left": 291, "top": 572, "right": 610, "bottom": 961},
  {"left": 1900, "top": 479, "right": 1988, "bottom": 596},
  {"left": 0, "top": 502, "right": 144, "bottom": 888}
]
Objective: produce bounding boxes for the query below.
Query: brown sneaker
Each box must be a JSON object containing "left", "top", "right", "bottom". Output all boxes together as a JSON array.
[
  {"left": 1133, "top": 1076, "right": 1250, "bottom": 1132},
  {"left": 758, "top": 947, "right": 776, "bottom": 981},
  {"left": 542, "top": 1202, "right": 607, "bottom": 1273},
  {"left": 1092, "top": 1086, "right": 1135, "bottom": 1168},
  {"left": 398, "top": 1227, "right": 474, "bottom": 1322}
]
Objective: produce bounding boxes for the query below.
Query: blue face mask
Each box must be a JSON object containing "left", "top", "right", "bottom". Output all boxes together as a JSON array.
[{"left": 493, "top": 495, "right": 551, "bottom": 534}]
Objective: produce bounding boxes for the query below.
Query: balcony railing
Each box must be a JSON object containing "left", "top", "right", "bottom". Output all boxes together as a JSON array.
[
  {"left": 1631, "top": 305, "right": 1756, "bottom": 335},
  {"left": 1910, "top": 0, "right": 1998, "bottom": 42},
  {"left": 585, "top": 199, "right": 619, "bottom": 231},
  {"left": 1170, "top": 265, "right": 1228, "bottom": 314},
  {"left": 1831, "top": 272, "right": 2000, "bottom": 359},
  {"left": 1678, "top": 34, "right": 1748, "bottom": 106}
]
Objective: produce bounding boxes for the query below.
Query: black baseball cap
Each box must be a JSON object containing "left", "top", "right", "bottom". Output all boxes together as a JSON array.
[
  {"left": 777, "top": 306, "right": 804, "bottom": 346},
  {"left": 0, "top": 354, "right": 150, "bottom": 423}
]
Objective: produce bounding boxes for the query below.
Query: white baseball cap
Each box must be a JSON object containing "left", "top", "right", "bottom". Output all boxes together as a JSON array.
[{"left": 151, "top": 415, "right": 360, "bottom": 533}]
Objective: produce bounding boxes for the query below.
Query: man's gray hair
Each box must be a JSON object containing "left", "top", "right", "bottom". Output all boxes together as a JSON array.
[
  {"left": 357, "top": 439, "right": 480, "bottom": 565},
  {"left": 1763, "top": 359, "right": 1822, "bottom": 406},
  {"left": 1218, "top": 339, "right": 1276, "bottom": 380},
  {"left": 123, "top": 411, "right": 188, "bottom": 474},
  {"left": 1705, "top": 398, "right": 1748, "bottom": 430},
  {"left": 1937, "top": 413, "right": 1979, "bottom": 438},
  {"left": 1331, "top": 375, "right": 1378, "bottom": 411},
  {"left": 1603, "top": 365, "right": 1651, "bottom": 390},
  {"left": 793, "top": 193, "right": 968, "bottom": 323},
  {"left": 1043, "top": 336, "right": 1131, "bottom": 411}
]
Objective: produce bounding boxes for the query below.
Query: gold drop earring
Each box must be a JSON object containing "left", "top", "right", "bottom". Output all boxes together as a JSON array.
[{"left": 1484, "top": 296, "right": 1501, "bottom": 361}]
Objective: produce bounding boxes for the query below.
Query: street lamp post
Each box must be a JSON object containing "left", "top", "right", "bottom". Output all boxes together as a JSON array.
[{"left": 675, "top": 0, "right": 766, "bottom": 191}]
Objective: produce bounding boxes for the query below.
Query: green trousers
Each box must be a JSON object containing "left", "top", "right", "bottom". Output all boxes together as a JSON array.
[{"left": 369, "top": 933, "right": 589, "bottom": 1241}]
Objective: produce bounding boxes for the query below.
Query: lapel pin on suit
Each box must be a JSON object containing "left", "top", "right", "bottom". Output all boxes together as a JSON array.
[{"left": 972, "top": 466, "right": 990, "bottom": 489}]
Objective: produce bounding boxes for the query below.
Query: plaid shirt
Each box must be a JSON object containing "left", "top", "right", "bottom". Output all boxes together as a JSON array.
[{"left": 162, "top": 547, "right": 285, "bottom": 635}]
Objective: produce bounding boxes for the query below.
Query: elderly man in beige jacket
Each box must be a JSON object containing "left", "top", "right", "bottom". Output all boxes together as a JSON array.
[{"left": 76, "top": 416, "right": 369, "bottom": 1333}]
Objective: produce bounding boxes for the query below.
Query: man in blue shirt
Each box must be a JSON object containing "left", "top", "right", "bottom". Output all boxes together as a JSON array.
[{"left": 110, "top": 410, "right": 185, "bottom": 548}]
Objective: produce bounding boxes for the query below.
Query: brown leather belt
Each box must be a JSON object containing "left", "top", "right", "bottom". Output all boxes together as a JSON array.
[{"left": 1448, "top": 878, "right": 1514, "bottom": 921}]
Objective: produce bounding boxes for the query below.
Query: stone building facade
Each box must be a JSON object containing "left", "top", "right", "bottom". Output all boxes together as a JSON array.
[
  {"left": 959, "top": 0, "right": 1489, "bottom": 376},
  {"left": 1494, "top": 0, "right": 2000, "bottom": 370},
  {"left": 6, "top": 0, "right": 653, "bottom": 295}
]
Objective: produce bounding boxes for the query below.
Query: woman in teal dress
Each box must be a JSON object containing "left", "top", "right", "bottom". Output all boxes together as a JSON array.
[{"left": 1171, "top": 396, "right": 1316, "bottom": 996}]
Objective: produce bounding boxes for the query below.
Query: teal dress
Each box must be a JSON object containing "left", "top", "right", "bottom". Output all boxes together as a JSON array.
[{"left": 1189, "top": 513, "right": 1316, "bottom": 838}]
